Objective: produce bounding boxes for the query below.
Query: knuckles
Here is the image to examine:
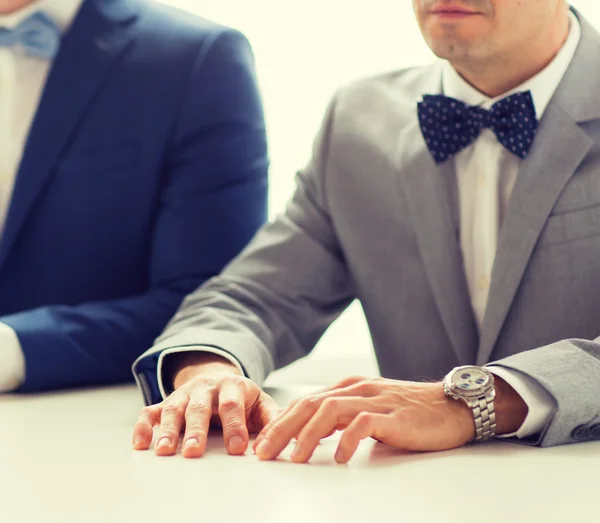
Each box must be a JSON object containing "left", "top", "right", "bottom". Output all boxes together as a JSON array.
[
  {"left": 219, "top": 399, "right": 244, "bottom": 414},
  {"left": 336, "top": 375, "right": 368, "bottom": 388},
  {"left": 354, "top": 379, "right": 384, "bottom": 396},
  {"left": 222, "top": 374, "right": 248, "bottom": 390},
  {"left": 186, "top": 376, "right": 218, "bottom": 392},
  {"left": 185, "top": 423, "right": 209, "bottom": 435},
  {"left": 186, "top": 401, "right": 211, "bottom": 414},
  {"left": 353, "top": 412, "right": 376, "bottom": 428},
  {"left": 320, "top": 397, "right": 342, "bottom": 414},
  {"left": 161, "top": 403, "right": 186, "bottom": 417},
  {"left": 297, "top": 396, "right": 321, "bottom": 413}
]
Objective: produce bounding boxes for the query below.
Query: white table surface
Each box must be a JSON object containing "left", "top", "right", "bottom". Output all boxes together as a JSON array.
[{"left": 2, "top": 352, "right": 599, "bottom": 523}]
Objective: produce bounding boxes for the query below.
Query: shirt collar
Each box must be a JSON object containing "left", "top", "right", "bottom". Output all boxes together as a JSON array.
[
  {"left": 0, "top": 0, "right": 84, "bottom": 32},
  {"left": 442, "top": 10, "right": 581, "bottom": 120}
]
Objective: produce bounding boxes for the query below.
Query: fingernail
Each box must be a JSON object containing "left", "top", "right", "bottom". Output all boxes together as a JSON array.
[
  {"left": 229, "top": 436, "right": 245, "bottom": 450},
  {"left": 134, "top": 435, "right": 145, "bottom": 447},
  {"left": 335, "top": 448, "right": 346, "bottom": 463},
  {"left": 157, "top": 437, "right": 171, "bottom": 449},
  {"left": 255, "top": 439, "right": 271, "bottom": 458},
  {"left": 184, "top": 438, "right": 199, "bottom": 451}
]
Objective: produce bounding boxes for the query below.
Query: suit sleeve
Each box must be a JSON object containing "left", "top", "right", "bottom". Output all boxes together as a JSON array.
[
  {"left": 488, "top": 338, "right": 600, "bottom": 447},
  {"left": 133, "top": 94, "right": 357, "bottom": 405},
  {"left": 2, "top": 29, "right": 269, "bottom": 393}
]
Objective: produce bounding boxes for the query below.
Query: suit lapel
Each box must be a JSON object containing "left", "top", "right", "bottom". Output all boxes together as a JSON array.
[
  {"left": 0, "top": 0, "right": 139, "bottom": 273},
  {"left": 476, "top": 107, "right": 592, "bottom": 364},
  {"left": 399, "top": 118, "right": 479, "bottom": 365},
  {"left": 476, "top": 9, "right": 600, "bottom": 364}
]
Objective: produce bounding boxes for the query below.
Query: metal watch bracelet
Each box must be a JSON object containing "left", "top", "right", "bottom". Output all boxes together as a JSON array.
[{"left": 470, "top": 392, "right": 497, "bottom": 441}]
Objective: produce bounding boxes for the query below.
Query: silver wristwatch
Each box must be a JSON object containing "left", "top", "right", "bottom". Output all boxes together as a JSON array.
[{"left": 443, "top": 365, "right": 496, "bottom": 442}]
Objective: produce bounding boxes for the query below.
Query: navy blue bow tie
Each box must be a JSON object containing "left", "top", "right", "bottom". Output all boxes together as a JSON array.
[
  {"left": 0, "top": 11, "right": 61, "bottom": 59},
  {"left": 417, "top": 91, "right": 539, "bottom": 165}
]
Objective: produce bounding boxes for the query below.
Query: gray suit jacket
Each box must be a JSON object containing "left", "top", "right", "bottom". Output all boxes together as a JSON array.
[{"left": 134, "top": 9, "right": 600, "bottom": 447}]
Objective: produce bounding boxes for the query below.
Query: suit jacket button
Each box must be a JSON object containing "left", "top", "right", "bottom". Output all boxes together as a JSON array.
[
  {"left": 571, "top": 425, "right": 591, "bottom": 441},
  {"left": 589, "top": 424, "right": 600, "bottom": 440}
]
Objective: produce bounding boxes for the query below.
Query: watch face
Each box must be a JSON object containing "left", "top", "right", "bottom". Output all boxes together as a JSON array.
[{"left": 450, "top": 367, "right": 491, "bottom": 393}]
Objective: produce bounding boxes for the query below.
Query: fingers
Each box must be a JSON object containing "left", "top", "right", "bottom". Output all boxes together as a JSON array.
[
  {"left": 291, "top": 397, "right": 384, "bottom": 463},
  {"left": 249, "top": 392, "right": 280, "bottom": 449},
  {"left": 255, "top": 396, "right": 322, "bottom": 460},
  {"left": 255, "top": 378, "right": 382, "bottom": 461},
  {"left": 132, "top": 405, "right": 161, "bottom": 450},
  {"left": 181, "top": 386, "right": 215, "bottom": 458},
  {"left": 155, "top": 391, "right": 190, "bottom": 456},
  {"left": 254, "top": 404, "right": 291, "bottom": 448},
  {"left": 336, "top": 413, "right": 393, "bottom": 464},
  {"left": 252, "top": 419, "right": 275, "bottom": 453},
  {"left": 134, "top": 374, "right": 386, "bottom": 462},
  {"left": 254, "top": 392, "right": 281, "bottom": 430},
  {"left": 255, "top": 394, "right": 299, "bottom": 438},
  {"left": 253, "top": 378, "right": 371, "bottom": 445},
  {"left": 251, "top": 392, "right": 281, "bottom": 447},
  {"left": 218, "top": 377, "right": 250, "bottom": 455},
  {"left": 254, "top": 378, "right": 367, "bottom": 432}
]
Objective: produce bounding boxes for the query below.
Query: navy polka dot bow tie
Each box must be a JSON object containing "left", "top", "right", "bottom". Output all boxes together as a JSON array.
[
  {"left": 0, "top": 12, "right": 60, "bottom": 59},
  {"left": 417, "top": 91, "right": 539, "bottom": 165}
]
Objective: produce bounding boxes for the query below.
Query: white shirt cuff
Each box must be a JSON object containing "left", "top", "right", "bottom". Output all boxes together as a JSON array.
[
  {"left": 156, "top": 346, "right": 244, "bottom": 400},
  {"left": 487, "top": 366, "right": 555, "bottom": 439},
  {"left": 0, "top": 322, "right": 25, "bottom": 392}
]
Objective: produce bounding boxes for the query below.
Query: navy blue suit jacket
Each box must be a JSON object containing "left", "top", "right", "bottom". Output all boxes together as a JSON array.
[{"left": 0, "top": 0, "right": 268, "bottom": 392}]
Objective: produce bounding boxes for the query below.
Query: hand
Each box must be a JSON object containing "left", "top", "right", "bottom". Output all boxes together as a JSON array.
[
  {"left": 132, "top": 354, "right": 279, "bottom": 458},
  {"left": 253, "top": 375, "right": 477, "bottom": 464}
]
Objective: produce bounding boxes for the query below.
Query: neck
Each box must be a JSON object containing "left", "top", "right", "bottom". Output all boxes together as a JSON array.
[
  {"left": 453, "top": 9, "right": 571, "bottom": 98},
  {"left": 0, "top": 0, "right": 38, "bottom": 15}
]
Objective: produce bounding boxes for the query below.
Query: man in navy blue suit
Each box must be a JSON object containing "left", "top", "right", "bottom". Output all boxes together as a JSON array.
[{"left": 0, "top": 0, "right": 268, "bottom": 393}]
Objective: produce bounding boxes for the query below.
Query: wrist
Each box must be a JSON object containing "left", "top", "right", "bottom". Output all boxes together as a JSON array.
[
  {"left": 493, "top": 375, "right": 528, "bottom": 435},
  {"left": 167, "top": 353, "right": 242, "bottom": 390}
]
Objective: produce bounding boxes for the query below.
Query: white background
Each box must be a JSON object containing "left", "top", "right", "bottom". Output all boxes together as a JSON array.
[{"left": 158, "top": 1, "right": 600, "bottom": 365}]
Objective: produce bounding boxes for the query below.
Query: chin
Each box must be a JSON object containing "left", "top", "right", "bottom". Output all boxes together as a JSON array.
[{"left": 427, "top": 39, "right": 472, "bottom": 61}]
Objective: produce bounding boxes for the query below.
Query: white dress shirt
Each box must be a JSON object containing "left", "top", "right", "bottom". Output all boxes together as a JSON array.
[
  {"left": 157, "top": 13, "right": 581, "bottom": 441},
  {"left": 0, "top": 0, "right": 83, "bottom": 392}
]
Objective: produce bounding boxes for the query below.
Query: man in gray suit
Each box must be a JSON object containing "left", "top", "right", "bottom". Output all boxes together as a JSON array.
[{"left": 132, "top": 0, "right": 600, "bottom": 463}]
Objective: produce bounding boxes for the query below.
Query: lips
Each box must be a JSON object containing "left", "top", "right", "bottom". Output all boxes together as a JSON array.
[{"left": 429, "top": 3, "right": 480, "bottom": 16}]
